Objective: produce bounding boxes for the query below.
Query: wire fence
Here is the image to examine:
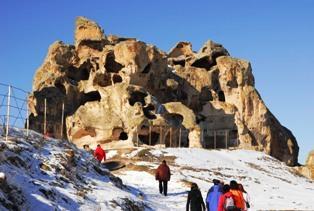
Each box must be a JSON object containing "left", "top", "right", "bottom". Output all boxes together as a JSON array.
[{"left": 0, "top": 83, "right": 30, "bottom": 140}]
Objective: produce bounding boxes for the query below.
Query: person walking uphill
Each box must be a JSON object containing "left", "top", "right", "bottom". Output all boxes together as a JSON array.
[
  {"left": 186, "top": 183, "right": 206, "bottom": 211},
  {"left": 94, "top": 144, "right": 106, "bottom": 164},
  {"left": 155, "top": 160, "right": 171, "bottom": 196},
  {"left": 229, "top": 180, "right": 245, "bottom": 210},
  {"left": 206, "top": 179, "right": 222, "bottom": 211}
]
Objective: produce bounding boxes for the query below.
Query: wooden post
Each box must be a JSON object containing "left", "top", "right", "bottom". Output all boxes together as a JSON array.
[
  {"left": 5, "top": 85, "right": 11, "bottom": 141},
  {"left": 44, "top": 98, "right": 47, "bottom": 135},
  {"left": 170, "top": 127, "right": 172, "bottom": 147},
  {"left": 60, "top": 102, "right": 65, "bottom": 139},
  {"left": 214, "top": 130, "right": 217, "bottom": 149},
  {"left": 149, "top": 125, "right": 152, "bottom": 146},
  {"left": 159, "top": 126, "right": 162, "bottom": 146},
  {"left": 179, "top": 127, "right": 182, "bottom": 148},
  {"left": 225, "top": 130, "right": 228, "bottom": 149},
  {"left": 136, "top": 127, "right": 139, "bottom": 147}
]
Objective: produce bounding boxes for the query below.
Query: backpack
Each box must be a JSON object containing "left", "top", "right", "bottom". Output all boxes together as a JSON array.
[{"left": 225, "top": 195, "right": 237, "bottom": 211}]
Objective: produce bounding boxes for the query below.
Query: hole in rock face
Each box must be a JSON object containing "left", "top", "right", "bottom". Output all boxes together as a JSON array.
[
  {"left": 218, "top": 90, "right": 225, "bottom": 102},
  {"left": 79, "top": 40, "right": 104, "bottom": 51},
  {"left": 67, "top": 60, "right": 92, "bottom": 81},
  {"left": 119, "top": 132, "right": 128, "bottom": 140},
  {"left": 191, "top": 56, "right": 212, "bottom": 70},
  {"left": 113, "top": 74, "right": 123, "bottom": 83},
  {"left": 81, "top": 91, "right": 101, "bottom": 104},
  {"left": 138, "top": 132, "right": 160, "bottom": 145},
  {"left": 128, "top": 91, "right": 148, "bottom": 106},
  {"left": 173, "top": 59, "right": 185, "bottom": 66},
  {"left": 164, "top": 113, "right": 184, "bottom": 126},
  {"left": 104, "top": 51, "right": 124, "bottom": 73},
  {"left": 143, "top": 104, "right": 156, "bottom": 119},
  {"left": 142, "top": 63, "right": 151, "bottom": 73}
]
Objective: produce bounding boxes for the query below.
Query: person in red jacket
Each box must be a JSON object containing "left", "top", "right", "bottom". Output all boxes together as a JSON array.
[
  {"left": 94, "top": 144, "right": 106, "bottom": 163},
  {"left": 155, "top": 160, "right": 171, "bottom": 196},
  {"left": 218, "top": 184, "right": 237, "bottom": 211}
]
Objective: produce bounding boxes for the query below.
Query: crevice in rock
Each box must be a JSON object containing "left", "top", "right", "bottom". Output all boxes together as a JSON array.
[
  {"left": 105, "top": 51, "right": 124, "bottom": 73},
  {"left": 218, "top": 90, "right": 225, "bottom": 102},
  {"left": 142, "top": 63, "right": 151, "bottom": 73}
]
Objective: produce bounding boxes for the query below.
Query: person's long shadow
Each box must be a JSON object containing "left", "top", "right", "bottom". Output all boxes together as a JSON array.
[{"left": 167, "top": 191, "right": 188, "bottom": 196}]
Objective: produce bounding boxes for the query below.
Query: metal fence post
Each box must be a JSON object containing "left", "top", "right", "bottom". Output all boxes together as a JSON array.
[
  {"left": 26, "top": 94, "right": 29, "bottom": 138},
  {"left": 60, "top": 102, "right": 64, "bottom": 139},
  {"left": 5, "top": 85, "right": 11, "bottom": 141},
  {"left": 44, "top": 98, "right": 47, "bottom": 135},
  {"left": 214, "top": 130, "right": 217, "bottom": 149}
]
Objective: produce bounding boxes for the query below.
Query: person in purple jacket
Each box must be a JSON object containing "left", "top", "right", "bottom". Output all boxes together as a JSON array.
[{"left": 206, "top": 179, "right": 223, "bottom": 211}]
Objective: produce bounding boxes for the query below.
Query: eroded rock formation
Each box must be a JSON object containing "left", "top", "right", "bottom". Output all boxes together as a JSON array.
[{"left": 29, "top": 16, "right": 299, "bottom": 166}]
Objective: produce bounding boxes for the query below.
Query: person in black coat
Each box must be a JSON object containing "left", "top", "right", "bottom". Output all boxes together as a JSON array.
[{"left": 186, "top": 183, "right": 206, "bottom": 211}]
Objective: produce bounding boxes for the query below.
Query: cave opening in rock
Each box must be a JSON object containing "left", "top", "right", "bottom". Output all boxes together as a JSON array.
[
  {"left": 80, "top": 68, "right": 90, "bottom": 80},
  {"left": 139, "top": 132, "right": 160, "bottom": 145},
  {"left": 142, "top": 63, "right": 151, "bottom": 73},
  {"left": 105, "top": 51, "right": 124, "bottom": 73},
  {"left": 82, "top": 91, "right": 101, "bottom": 104},
  {"left": 173, "top": 59, "right": 186, "bottom": 66},
  {"left": 164, "top": 113, "right": 184, "bottom": 126},
  {"left": 143, "top": 104, "right": 156, "bottom": 119},
  {"left": 128, "top": 91, "right": 148, "bottom": 106},
  {"left": 113, "top": 74, "right": 123, "bottom": 84},
  {"left": 218, "top": 91, "right": 225, "bottom": 102},
  {"left": 119, "top": 132, "right": 128, "bottom": 140},
  {"left": 191, "top": 56, "right": 212, "bottom": 70}
]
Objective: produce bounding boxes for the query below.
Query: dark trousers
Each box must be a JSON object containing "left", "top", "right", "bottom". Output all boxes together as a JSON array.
[{"left": 159, "top": 180, "right": 168, "bottom": 196}]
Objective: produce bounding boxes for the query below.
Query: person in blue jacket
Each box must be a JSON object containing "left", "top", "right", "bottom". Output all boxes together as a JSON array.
[{"left": 206, "top": 179, "right": 223, "bottom": 211}]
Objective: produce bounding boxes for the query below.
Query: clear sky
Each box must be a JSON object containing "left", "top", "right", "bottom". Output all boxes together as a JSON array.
[{"left": 1, "top": 0, "right": 313, "bottom": 164}]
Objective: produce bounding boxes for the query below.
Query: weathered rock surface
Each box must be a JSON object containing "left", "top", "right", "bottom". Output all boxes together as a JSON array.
[
  {"left": 29, "top": 17, "right": 299, "bottom": 166},
  {"left": 296, "top": 150, "right": 314, "bottom": 179}
]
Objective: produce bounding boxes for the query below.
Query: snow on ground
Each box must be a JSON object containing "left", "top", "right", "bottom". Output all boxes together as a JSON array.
[
  {"left": 1, "top": 128, "right": 314, "bottom": 210},
  {"left": 0, "top": 128, "right": 149, "bottom": 211},
  {"left": 114, "top": 147, "right": 314, "bottom": 210}
]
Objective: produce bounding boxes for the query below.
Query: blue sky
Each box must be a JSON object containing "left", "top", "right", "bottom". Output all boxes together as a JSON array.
[{"left": 1, "top": 0, "right": 313, "bottom": 163}]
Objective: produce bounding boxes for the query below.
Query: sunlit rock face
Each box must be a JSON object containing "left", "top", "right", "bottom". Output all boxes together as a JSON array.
[{"left": 29, "top": 16, "right": 298, "bottom": 166}]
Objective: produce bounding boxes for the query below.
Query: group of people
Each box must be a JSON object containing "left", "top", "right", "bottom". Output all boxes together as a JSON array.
[
  {"left": 155, "top": 160, "right": 250, "bottom": 211},
  {"left": 83, "top": 144, "right": 106, "bottom": 163}
]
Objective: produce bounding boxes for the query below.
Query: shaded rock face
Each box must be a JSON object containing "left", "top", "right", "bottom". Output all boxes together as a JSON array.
[{"left": 29, "top": 16, "right": 298, "bottom": 166}]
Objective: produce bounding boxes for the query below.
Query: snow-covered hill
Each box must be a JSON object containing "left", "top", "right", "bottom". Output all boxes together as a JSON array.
[
  {"left": 0, "top": 129, "right": 149, "bottom": 211},
  {"left": 1, "top": 128, "right": 314, "bottom": 210},
  {"left": 113, "top": 147, "right": 314, "bottom": 210}
]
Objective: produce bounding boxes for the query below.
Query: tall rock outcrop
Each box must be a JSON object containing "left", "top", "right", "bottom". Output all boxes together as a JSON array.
[{"left": 28, "top": 17, "right": 299, "bottom": 166}]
